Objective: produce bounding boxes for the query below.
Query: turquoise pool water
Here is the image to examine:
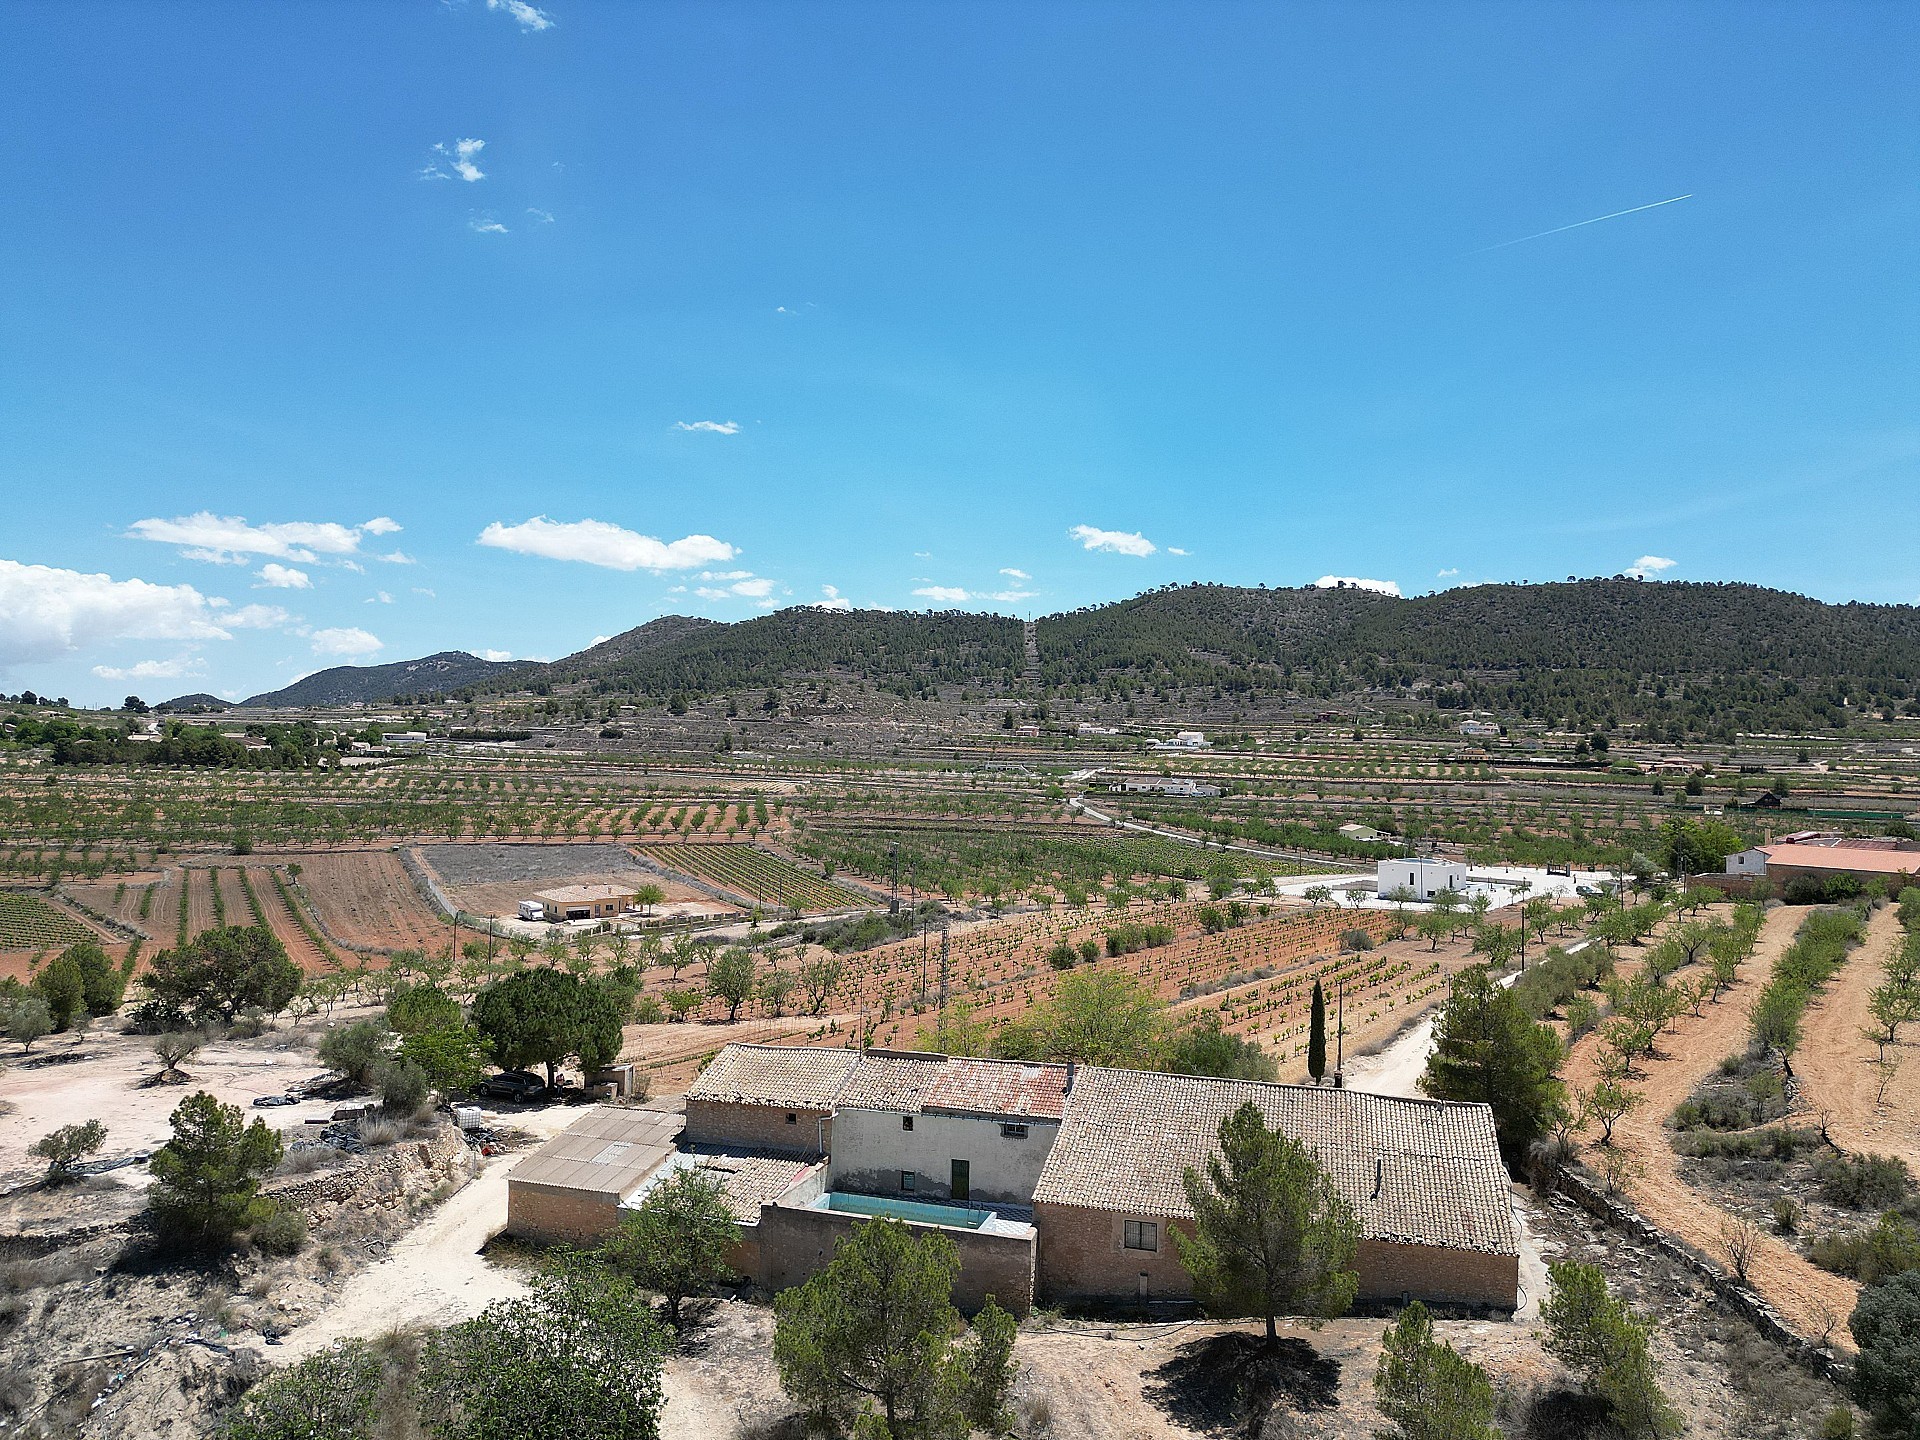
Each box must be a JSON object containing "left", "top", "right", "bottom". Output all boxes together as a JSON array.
[{"left": 814, "top": 1192, "right": 994, "bottom": 1230}]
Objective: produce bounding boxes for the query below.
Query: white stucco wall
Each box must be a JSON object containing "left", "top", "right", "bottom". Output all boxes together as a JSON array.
[
  {"left": 829, "top": 1108, "right": 1061, "bottom": 1203},
  {"left": 1375, "top": 859, "right": 1469, "bottom": 901}
]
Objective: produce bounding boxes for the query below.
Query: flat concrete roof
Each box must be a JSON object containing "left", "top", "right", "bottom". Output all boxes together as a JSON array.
[
  {"left": 534, "top": 884, "right": 635, "bottom": 905},
  {"left": 508, "top": 1106, "right": 679, "bottom": 1201}
]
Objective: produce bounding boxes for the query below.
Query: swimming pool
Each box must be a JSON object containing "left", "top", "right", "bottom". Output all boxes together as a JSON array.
[{"left": 812, "top": 1191, "right": 994, "bottom": 1230}]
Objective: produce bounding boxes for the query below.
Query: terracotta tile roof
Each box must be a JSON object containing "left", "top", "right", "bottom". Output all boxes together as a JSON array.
[
  {"left": 834, "top": 1052, "right": 948, "bottom": 1111},
  {"left": 1761, "top": 844, "right": 1920, "bottom": 876},
  {"left": 1031, "top": 1068, "right": 1518, "bottom": 1257},
  {"left": 685, "top": 1044, "right": 859, "bottom": 1110},
  {"left": 923, "top": 1059, "right": 1070, "bottom": 1120},
  {"left": 692, "top": 1152, "right": 824, "bottom": 1222}
]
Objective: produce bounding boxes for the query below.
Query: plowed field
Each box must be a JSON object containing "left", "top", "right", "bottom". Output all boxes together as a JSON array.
[{"left": 298, "top": 851, "right": 446, "bottom": 952}]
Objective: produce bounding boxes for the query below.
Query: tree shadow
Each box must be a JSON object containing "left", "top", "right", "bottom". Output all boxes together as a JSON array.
[{"left": 1142, "top": 1331, "right": 1340, "bottom": 1438}]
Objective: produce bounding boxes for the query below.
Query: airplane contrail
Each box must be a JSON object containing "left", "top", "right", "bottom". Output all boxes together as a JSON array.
[{"left": 1475, "top": 193, "right": 1693, "bottom": 253}]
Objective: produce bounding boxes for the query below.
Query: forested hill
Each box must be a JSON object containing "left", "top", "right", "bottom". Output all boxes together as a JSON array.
[
  {"left": 243, "top": 651, "right": 529, "bottom": 707},
  {"left": 518, "top": 580, "right": 1920, "bottom": 736}
]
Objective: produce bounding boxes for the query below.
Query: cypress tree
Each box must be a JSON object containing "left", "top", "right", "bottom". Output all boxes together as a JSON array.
[{"left": 1308, "top": 978, "right": 1327, "bottom": 1084}]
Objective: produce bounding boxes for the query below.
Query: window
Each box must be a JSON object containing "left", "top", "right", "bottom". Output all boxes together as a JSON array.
[
  {"left": 1123, "top": 1219, "right": 1159, "bottom": 1252},
  {"left": 901, "top": 1171, "right": 918, "bottom": 1192},
  {"left": 902, "top": 1115, "right": 914, "bottom": 1132},
  {"left": 1000, "top": 1122, "right": 1029, "bottom": 1139},
  {"left": 785, "top": 1112, "right": 797, "bottom": 1125}
]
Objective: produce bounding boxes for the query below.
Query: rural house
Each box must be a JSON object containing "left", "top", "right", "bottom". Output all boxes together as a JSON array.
[
  {"left": 505, "top": 1044, "right": 1520, "bottom": 1316},
  {"left": 527, "top": 883, "right": 637, "bottom": 921}
]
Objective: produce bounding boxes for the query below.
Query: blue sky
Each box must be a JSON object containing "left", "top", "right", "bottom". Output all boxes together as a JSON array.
[{"left": 3, "top": 1, "right": 1914, "bottom": 705}]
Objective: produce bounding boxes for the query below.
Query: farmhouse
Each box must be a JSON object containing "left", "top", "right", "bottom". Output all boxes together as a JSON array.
[
  {"left": 528, "top": 883, "right": 636, "bottom": 920},
  {"left": 1375, "top": 857, "right": 1469, "bottom": 901},
  {"left": 1734, "top": 842, "right": 1920, "bottom": 893},
  {"left": 505, "top": 1044, "right": 1519, "bottom": 1316},
  {"left": 1107, "top": 778, "right": 1223, "bottom": 799}
]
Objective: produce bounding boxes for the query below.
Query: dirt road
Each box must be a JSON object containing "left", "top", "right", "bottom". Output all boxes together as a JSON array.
[
  {"left": 1563, "top": 906, "right": 1862, "bottom": 1349},
  {"left": 1797, "top": 903, "right": 1920, "bottom": 1174}
]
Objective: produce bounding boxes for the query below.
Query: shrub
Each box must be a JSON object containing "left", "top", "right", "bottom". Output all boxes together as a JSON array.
[
  {"left": 374, "top": 1056, "right": 431, "bottom": 1114},
  {"left": 1851, "top": 1271, "right": 1920, "bottom": 1437},
  {"left": 1812, "top": 1213, "right": 1920, "bottom": 1285},
  {"left": 1341, "top": 928, "right": 1375, "bottom": 953},
  {"left": 1817, "top": 1153, "right": 1912, "bottom": 1210},
  {"left": 214, "top": 1337, "right": 381, "bottom": 1440},
  {"left": 31, "top": 1120, "right": 107, "bottom": 1183},
  {"left": 249, "top": 1203, "right": 308, "bottom": 1257},
  {"left": 318, "top": 1019, "right": 392, "bottom": 1089},
  {"left": 149, "top": 1092, "right": 284, "bottom": 1251}
]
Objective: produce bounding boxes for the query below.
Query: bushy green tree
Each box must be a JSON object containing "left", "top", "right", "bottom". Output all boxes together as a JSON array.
[
  {"left": 319, "top": 1017, "right": 393, "bottom": 1087},
  {"left": 401, "top": 1024, "right": 489, "bottom": 1093},
  {"left": 1163, "top": 1015, "right": 1279, "bottom": 1081},
  {"left": 1373, "top": 1300, "right": 1498, "bottom": 1440},
  {"left": 217, "top": 1338, "right": 383, "bottom": 1440},
  {"left": 1852, "top": 1270, "right": 1920, "bottom": 1438},
  {"left": 420, "top": 1270, "right": 669, "bottom": 1440},
  {"left": 141, "top": 925, "right": 300, "bottom": 1027},
  {"left": 148, "top": 1091, "right": 285, "bottom": 1251},
  {"left": 706, "top": 948, "right": 758, "bottom": 1023},
  {"left": 387, "top": 981, "right": 462, "bottom": 1036},
  {"left": 6, "top": 992, "right": 53, "bottom": 1050},
  {"left": 32, "top": 941, "right": 122, "bottom": 1029},
  {"left": 774, "top": 1218, "right": 967, "bottom": 1438},
  {"left": 470, "top": 968, "right": 624, "bottom": 1087},
  {"left": 1541, "top": 1261, "right": 1681, "bottom": 1438},
  {"left": 1421, "top": 965, "right": 1565, "bottom": 1168},
  {"left": 1176, "top": 1100, "right": 1359, "bottom": 1343},
  {"left": 598, "top": 1168, "right": 740, "bottom": 1328}
]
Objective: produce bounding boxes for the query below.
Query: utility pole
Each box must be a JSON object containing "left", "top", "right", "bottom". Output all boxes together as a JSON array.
[
  {"left": 939, "top": 923, "right": 950, "bottom": 1012},
  {"left": 1335, "top": 978, "right": 1345, "bottom": 1087},
  {"left": 889, "top": 841, "right": 900, "bottom": 916}
]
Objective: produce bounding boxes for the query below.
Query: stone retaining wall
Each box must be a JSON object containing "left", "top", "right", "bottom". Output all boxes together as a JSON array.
[
  {"left": 266, "top": 1124, "right": 475, "bottom": 1226},
  {"left": 1555, "top": 1166, "right": 1852, "bottom": 1387}
]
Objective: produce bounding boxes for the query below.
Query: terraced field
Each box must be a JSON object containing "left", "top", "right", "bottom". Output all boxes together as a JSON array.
[{"left": 637, "top": 843, "right": 863, "bottom": 911}]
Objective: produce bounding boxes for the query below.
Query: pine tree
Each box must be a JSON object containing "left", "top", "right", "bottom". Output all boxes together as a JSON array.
[{"left": 1307, "top": 979, "right": 1327, "bottom": 1084}]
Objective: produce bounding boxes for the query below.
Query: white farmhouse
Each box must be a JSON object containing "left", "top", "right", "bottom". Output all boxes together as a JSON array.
[{"left": 1376, "top": 858, "right": 1469, "bottom": 901}]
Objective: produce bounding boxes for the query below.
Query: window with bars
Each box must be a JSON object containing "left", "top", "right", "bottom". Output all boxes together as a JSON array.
[{"left": 1123, "top": 1219, "right": 1159, "bottom": 1252}]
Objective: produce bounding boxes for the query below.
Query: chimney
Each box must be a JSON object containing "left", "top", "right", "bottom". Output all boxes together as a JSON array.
[
  {"left": 1371, "top": 1156, "right": 1383, "bottom": 1200},
  {"left": 1065, "top": 1060, "right": 1076, "bottom": 1094}
]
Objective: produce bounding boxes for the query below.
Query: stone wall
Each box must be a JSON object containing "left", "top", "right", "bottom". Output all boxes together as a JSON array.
[
  {"left": 1555, "top": 1167, "right": 1852, "bottom": 1387},
  {"left": 265, "top": 1124, "right": 475, "bottom": 1228},
  {"left": 757, "top": 1202, "right": 1035, "bottom": 1315},
  {"left": 683, "top": 1098, "right": 831, "bottom": 1154},
  {"left": 1034, "top": 1202, "right": 1517, "bottom": 1310}
]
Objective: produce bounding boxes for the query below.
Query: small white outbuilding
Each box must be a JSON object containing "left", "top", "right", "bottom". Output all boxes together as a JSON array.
[{"left": 1376, "top": 858, "right": 1469, "bottom": 901}]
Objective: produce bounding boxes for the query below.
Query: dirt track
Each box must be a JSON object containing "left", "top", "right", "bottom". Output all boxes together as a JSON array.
[
  {"left": 1798, "top": 903, "right": 1920, "bottom": 1175},
  {"left": 1564, "top": 905, "right": 1862, "bottom": 1350}
]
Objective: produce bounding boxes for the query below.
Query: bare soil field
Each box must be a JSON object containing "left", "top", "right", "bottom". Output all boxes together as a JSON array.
[
  {"left": 241, "top": 864, "right": 336, "bottom": 972},
  {"left": 1563, "top": 905, "right": 1864, "bottom": 1350},
  {"left": 296, "top": 850, "right": 447, "bottom": 952},
  {"left": 182, "top": 865, "right": 219, "bottom": 941},
  {"left": 1797, "top": 902, "right": 1920, "bottom": 1175}
]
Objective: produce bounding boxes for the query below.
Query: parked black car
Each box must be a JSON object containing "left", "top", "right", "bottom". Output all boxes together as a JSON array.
[{"left": 479, "top": 1070, "right": 550, "bottom": 1103}]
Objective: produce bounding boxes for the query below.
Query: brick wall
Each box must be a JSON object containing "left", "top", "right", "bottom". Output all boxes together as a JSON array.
[
  {"left": 683, "top": 1098, "right": 831, "bottom": 1154},
  {"left": 506, "top": 1182, "right": 624, "bottom": 1247},
  {"left": 1034, "top": 1202, "right": 1517, "bottom": 1310},
  {"left": 756, "top": 1204, "right": 1035, "bottom": 1315}
]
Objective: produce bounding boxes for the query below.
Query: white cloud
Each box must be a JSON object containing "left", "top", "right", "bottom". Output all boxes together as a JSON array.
[
  {"left": 913, "top": 586, "right": 972, "bottom": 604},
  {"left": 729, "top": 577, "right": 775, "bottom": 599},
  {"left": 91, "top": 656, "right": 206, "bottom": 682},
  {"left": 362, "top": 516, "right": 402, "bottom": 536},
  {"left": 367, "top": 591, "right": 394, "bottom": 604},
  {"left": 310, "top": 627, "right": 383, "bottom": 658},
  {"left": 526, "top": 207, "right": 555, "bottom": 224},
  {"left": 0, "top": 561, "right": 249, "bottom": 668},
  {"left": 1167, "top": 547, "right": 1189, "bottom": 557},
  {"left": 256, "top": 563, "right": 311, "bottom": 590},
  {"left": 674, "top": 420, "right": 741, "bottom": 435},
  {"left": 698, "top": 570, "right": 754, "bottom": 581},
  {"left": 486, "top": 0, "right": 554, "bottom": 31},
  {"left": 412, "top": 587, "right": 436, "bottom": 598},
  {"left": 812, "top": 585, "right": 854, "bottom": 612},
  {"left": 377, "top": 550, "right": 415, "bottom": 565},
  {"left": 481, "top": 648, "right": 514, "bottom": 662},
  {"left": 128, "top": 512, "right": 388, "bottom": 565},
  {"left": 220, "top": 604, "right": 292, "bottom": 629},
  {"left": 477, "top": 516, "right": 736, "bottom": 572},
  {"left": 1313, "top": 575, "right": 1402, "bottom": 597},
  {"left": 1627, "top": 555, "right": 1677, "bottom": 579},
  {"left": 999, "top": 568, "right": 1029, "bottom": 581},
  {"left": 421, "top": 138, "right": 487, "bottom": 183},
  {"left": 694, "top": 574, "right": 776, "bottom": 601},
  {"left": 1069, "top": 524, "right": 1156, "bottom": 557},
  {"left": 1437, "top": 567, "right": 1460, "bottom": 578},
  {"left": 468, "top": 215, "right": 509, "bottom": 235}
]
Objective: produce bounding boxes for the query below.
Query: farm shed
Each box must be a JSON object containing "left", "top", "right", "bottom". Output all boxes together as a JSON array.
[
  {"left": 1030, "top": 1067, "right": 1520, "bottom": 1311},
  {"left": 529, "top": 883, "right": 635, "bottom": 920},
  {"left": 1750, "top": 842, "right": 1920, "bottom": 892}
]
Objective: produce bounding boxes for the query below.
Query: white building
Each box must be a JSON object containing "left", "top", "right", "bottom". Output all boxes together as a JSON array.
[
  {"left": 1150, "top": 731, "right": 1210, "bottom": 751},
  {"left": 1375, "top": 858, "right": 1469, "bottom": 901},
  {"left": 1724, "top": 848, "right": 1769, "bottom": 877},
  {"left": 1458, "top": 721, "right": 1501, "bottom": 739}
]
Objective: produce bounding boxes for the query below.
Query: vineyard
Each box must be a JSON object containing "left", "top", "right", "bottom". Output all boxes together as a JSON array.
[
  {"left": 791, "top": 821, "right": 1331, "bottom": 903},
  {"left": 0, "top": 890, "right": 97, "bottom": 951},
  {"left": 638, "top": 843, "right": 862, "bottom": 911}
]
